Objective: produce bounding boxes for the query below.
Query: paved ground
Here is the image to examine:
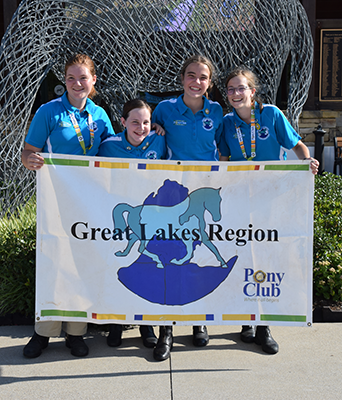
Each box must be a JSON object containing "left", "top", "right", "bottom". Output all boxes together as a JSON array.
[{"left": 1, "top": 323, "right": 342, "bottom": 399}]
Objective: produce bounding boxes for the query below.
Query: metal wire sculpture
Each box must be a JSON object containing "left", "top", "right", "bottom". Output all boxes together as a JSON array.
[{"left": 0, "top": 0, "right": 313, "bottom": 215}]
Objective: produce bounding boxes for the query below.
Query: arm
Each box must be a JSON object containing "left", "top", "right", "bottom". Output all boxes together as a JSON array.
[
  {"left": 292, "top": 140, "right": 319, "bottom": 175},
  {"left": 21, "top": 143, "right": 44, "bottom": 170},
  {"left": 151, "top": 123, "right": 165, "bottom": 136}
]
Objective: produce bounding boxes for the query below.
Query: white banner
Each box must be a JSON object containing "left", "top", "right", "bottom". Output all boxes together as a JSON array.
[{"left": 36, "top": 154, "right": 314, "bottom": 327}]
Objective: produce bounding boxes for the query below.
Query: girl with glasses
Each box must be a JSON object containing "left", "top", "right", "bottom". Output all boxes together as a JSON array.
[{"left": 219, "top": 66, "right": 319, "bottom": 354}]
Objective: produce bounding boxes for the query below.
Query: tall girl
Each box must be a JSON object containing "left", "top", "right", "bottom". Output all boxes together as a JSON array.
[
  {"left": 22, "top": 54, "right": 115, "bottom": 358},
  {"left": 219, "top": 66, "right": 318, "bottom": 354},
  {"left": 151, "top": 54, "right": 223, "bottom": 361}
]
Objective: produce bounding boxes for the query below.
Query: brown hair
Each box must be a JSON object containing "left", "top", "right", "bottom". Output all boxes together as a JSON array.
[
  {"left": 225, "top": 67, "right": 263, "bottom": 111},
  {"left": 180, "top": 55, "right": 215, "bottom": 97},
  {"left": 122, "top": 99, "right": 152, "bottom": 120},
  {"left": 65, "top": 54, "right": 97, "bottom": 99}
]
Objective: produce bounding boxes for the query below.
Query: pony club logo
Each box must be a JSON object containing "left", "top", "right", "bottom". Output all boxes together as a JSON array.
[
  {"left": 258, "top": 126, "right": 270, "bottom": 140},
  {"left": 202, "top": 117, "right": 214, "bottom": 131},
  {"left": 88, "top": 121, "right": 98, "bottom": 132},
  {"left": 113, "top": 179, "right": 238, "bottom": 305},
  {"left": 243, "top": 268, "right": 285, "bottom": 298},
  {"left": 145, "top": 150, "right": 158, "bottom": 159}
]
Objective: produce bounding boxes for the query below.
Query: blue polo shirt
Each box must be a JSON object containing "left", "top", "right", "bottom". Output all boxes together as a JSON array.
[
  {"left": 219, "top": 104, "right": 301, "bottom": 161},
  {"left": 152, "top": 95, "right": 223, "bottom": 161},
  {"left": 25, "top": 92, "right": 114, "bottom": 155},
  {"left": 97, "top": 129, "right": 167, "bottom": 159}
]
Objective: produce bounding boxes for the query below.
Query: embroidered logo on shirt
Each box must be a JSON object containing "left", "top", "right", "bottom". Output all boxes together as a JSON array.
[
  {"left": 59, "top": 121, "right": 72, "bottom": 128},
  {"left": 258, "top": 126, "right": 270, "bottom": 140},
  {"left": 173, "top": 120, "right": 187, "bottom": 126},
  {"left": 202, "top": 117, "right": 214, "bottom": 131},
  {"left": 88, "top": 121, "right": 98, "bottom": 132},
  {"left": 146, "top": 150, "right": 158, "bottom": 159}
]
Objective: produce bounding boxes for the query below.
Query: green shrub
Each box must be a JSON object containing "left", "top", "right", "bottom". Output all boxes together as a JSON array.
[
  {"left": 313, "top": 172, "right": 342, "bottom": 301},
  {"left": 0, "top": 197, "right": 36, "bottom": 317}
]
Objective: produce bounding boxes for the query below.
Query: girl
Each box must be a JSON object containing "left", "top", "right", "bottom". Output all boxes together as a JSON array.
[
  {"left": 98, "top": 98, "right": 167, "bottom": 349},
  {"left": 22, "top": 54, "right": 115, "bottom": 358},
  {"left": 219, "top": 66, "right": 319, "bottom": 354},
  {"left": 98, "top": 99, "right": 166, "bottom": 160},
  {"left": 151, "top": 54, "right": 224, "bottom": 361}
]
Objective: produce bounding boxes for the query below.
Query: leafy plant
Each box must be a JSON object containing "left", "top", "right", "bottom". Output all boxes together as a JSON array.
[
  {"left": 0, "top": 197, "right": 36, "bottom": 317},
  {"left": 313, "top": 172, "right": 342, "bottom": 301}
]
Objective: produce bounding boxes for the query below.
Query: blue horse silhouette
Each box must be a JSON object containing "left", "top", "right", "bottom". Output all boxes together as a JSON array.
[{"left": 113, "top": 186, "right": 227, "bottom": 268}]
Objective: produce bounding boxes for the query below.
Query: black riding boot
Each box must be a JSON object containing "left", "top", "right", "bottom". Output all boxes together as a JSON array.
[{"left": 153, "top": 326, "right": 173, "bottom": 361}]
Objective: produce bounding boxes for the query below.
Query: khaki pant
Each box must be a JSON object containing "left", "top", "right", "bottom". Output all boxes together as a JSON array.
[{"left": 35, "top": 321, "right": 87, "bottom": 337}]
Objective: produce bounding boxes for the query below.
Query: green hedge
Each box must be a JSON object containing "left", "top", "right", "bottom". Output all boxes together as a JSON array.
[
  {"left": 0, "top": 173, "right": 342, "bottom": 318},
  {"left": 0, "top": 198, "right": 36, "bottom": 317},
  {"left": 313, "top": 172, "right": 342, "bottom": 301}
]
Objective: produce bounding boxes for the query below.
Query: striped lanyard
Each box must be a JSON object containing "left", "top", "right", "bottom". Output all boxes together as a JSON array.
[
  {"left": 68, "top": 111, "right": 94, "bottom": 155},
  {"left": 235, "top": 106, "right": 256, "bottom": 160}
]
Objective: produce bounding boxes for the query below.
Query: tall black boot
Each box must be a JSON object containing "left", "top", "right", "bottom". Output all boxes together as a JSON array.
[
  {"left": 193, "top": 325, "right": 209, "bottom": 347},
  {"left": 107, "top": 324, "right": 123, "bottom": 347},
  {"left": 153, "top": 326, "right": 173, "bottom": 361},
  {"left": 255, "top": 325, "right": 279, "bottom": 354}
]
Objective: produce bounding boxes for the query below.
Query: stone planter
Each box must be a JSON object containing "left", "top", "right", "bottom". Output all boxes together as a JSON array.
[
  {"left": 0, "top": 313, "right": 34, "bottom": 326},
  {"left": 313, "top": 306, "right": 342, "bottom": 323}
]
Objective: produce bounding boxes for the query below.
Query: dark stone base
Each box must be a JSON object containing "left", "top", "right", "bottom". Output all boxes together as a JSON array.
[
  {"left": 313, "top": 306, "right": 342, "bottom": 323},
  {"left": 0, "top": 313, "right": 34, "bottom": 326}
]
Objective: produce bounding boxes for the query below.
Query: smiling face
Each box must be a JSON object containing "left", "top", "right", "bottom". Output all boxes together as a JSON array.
[
  {"left": 65, "top": 64, "right": 96, "bottom": 110},
  {"left": 121, "top": 107, "right": 151, "bottom": 147},
  {"left": 181, "top": 62, "right": 211, "bottom": 102},
  {"left": 226, "top": 75, "right": 256, "bottom": 113}
]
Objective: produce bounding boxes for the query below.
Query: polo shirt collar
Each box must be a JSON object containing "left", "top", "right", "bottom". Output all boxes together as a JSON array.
[
  {"left": 177, "top": 94, "right": 211, "bottom": 115},
  {"left": 62, "top": 92, "right": 94, "bottom": 114},
  {"left": 233, "top": 104, "right": 261, "bottom": 127},
  {"left": 232, "top": 108, "right": 244, "bottom": 127},
  {"left": 121, "top": 129, "right": 150, "bottom": 152}
]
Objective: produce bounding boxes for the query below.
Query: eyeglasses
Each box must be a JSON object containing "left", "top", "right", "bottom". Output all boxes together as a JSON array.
[{"left": 226, "top": 86, "right": 252, "bottom": 95}]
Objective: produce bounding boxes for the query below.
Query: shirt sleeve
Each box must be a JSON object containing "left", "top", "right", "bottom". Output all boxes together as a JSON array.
[
  {"left": 151, "top": 103, "right": 165, "bottom": 127},
  {"left": 25, "top": 104, "right": 54, "bottom": 149},
  {"left": 272, "top": 107, "right": 301, "bottom": 150},
  {"left": 218, "top": 117, "right": 231, "bottom": 157},
  {"left": 214, "top": 105, "right": 224, "bottom": 147},
  {"left": 99, "top": 110, "right": 115, "bottom": 142},
  {"left": 160, "top": 135, "right": 167, "bottom": 159}
]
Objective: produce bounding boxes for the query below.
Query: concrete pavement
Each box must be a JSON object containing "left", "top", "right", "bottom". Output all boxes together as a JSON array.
[{"left": 1, "top": 323, "right": 342, "bottom": 399}]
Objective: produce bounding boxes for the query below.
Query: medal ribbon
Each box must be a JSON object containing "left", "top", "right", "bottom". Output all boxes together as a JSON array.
[
  {"left": 68, "top": 111, "right": 94, "bottom": 155},
  {"left": 235, "top": 105, "right": 256, "bottom": 160}
]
